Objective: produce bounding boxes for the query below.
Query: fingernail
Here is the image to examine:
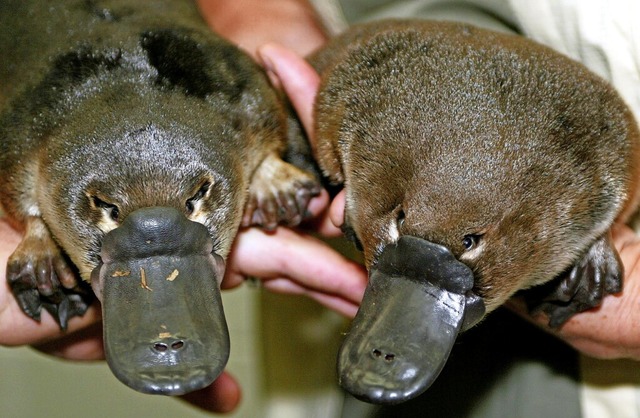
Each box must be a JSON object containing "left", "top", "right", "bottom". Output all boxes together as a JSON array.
[
  {"left": 257, "top": 47, "right": 282, "bottom": 89},
  {"left": 257, "top": 46, "right": 274, "bottom": 72}
]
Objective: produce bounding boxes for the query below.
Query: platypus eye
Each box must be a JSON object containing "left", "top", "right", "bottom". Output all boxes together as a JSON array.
[
  {"left": 462, "top": 234, "right": 481, "bottom": 250},
  {"left": 186, "top": 181, "right": 211, "bottom": 214},
  {"left": 91, "top": 196, "right": 120, "bottom": 221},
  {"left": 396, "top": 209, "right": 406, "bottom": 229}
]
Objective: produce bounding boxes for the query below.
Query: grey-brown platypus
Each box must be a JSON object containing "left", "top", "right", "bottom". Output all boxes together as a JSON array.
[
  {"left": 0, "top": 0, "right": 319, "bottom": 395},
  {"left": 302, "top": 19, "right": 640, "bottom": 404}
]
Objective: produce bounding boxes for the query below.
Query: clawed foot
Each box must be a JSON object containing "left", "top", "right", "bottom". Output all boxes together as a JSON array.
[
  {"left": 242, "top": 153, "right": 321, "bottom": 230},
  {"left": 7, "top": 218, "right": 94, "bottom": 330},
  {"left": 525, "top": 232, "right": 622, "bottom": 328}
]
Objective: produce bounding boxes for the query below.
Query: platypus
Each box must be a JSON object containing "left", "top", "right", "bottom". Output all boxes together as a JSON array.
[
  {"left": 0, "top": 0, "right": 320, "bottom": 395},
  {"left": 302, "top": 20, "right": 640, "bottom": 404}
]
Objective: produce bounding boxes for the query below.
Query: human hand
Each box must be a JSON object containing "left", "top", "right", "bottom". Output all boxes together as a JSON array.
[
  {"left": 507, "top": 223, "right": 640, "bottom": 360},
  {"left": 196, "top": 0, "right": 328, "bottom": 59}
]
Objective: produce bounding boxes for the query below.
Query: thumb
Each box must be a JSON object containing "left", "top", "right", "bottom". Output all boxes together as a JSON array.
[{"left": 257, "top": 42, "right": 321, "bottom": 151}]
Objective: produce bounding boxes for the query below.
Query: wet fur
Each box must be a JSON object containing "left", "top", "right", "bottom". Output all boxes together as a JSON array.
[{"left": 306, "top": 20, "right": 640, "bottom": 318}]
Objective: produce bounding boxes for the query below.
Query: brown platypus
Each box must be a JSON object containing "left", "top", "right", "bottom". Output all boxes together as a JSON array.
[
  {"left": 302, "top": 20, "right": 640, "bottom": 404},
  {"left": 0, "top": 0, "right": 319, "bottom": 395}
]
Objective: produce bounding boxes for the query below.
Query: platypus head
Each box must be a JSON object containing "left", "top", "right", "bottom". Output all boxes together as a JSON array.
[
  {"left": 337, "top": 124, "right": 624, "bottom": 403},
  {"left": 36, "top": 87, "right": 250, "bottom": 395}
]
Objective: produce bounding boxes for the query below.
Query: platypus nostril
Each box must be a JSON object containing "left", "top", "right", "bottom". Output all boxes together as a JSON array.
[
  {"left": 152, "top": 340, "right": 185, "bottom": 352},
  {"left": 153, "top": 342, "right": 168, "bottom": 352},
  {"left": 371, "top": 349, "right": 395, "bottom": 362}
]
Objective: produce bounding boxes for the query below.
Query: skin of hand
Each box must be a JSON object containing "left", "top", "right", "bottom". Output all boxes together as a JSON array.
[
  {"left": 507, "top": 223, "right": 640, "bottom": 360},
  {"left": 196, "top": 0, "right": 328, "bottom": 58},
  {"left": 257, "top": 42, "right": 640, "bottom": 361}
]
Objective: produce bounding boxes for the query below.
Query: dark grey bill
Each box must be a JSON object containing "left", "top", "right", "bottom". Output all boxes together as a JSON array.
[
  {"left": 91, "top": 207, "right": 229, "bottom": 395},
  {"left": 338, "top": 236, "right": 484, "bottom": 404}
]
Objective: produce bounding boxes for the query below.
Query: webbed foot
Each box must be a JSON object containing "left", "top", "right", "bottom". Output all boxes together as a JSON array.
[
  {"left": 7, "top": 217, "right": 93, "bottom": 330},
  {"left": 242, "top": 153, "right": 321, "bottom": 230},
  {"left": 526, "top": 231, "right": 622, "bottom": 328}
]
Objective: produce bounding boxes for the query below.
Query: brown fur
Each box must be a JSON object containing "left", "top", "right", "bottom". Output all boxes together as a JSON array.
[{"left": 308, "top": 20, "right": 640, "bottom": 313}]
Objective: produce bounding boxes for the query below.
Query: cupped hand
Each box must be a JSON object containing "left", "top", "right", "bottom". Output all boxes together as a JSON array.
[{"left": 508, "top": 223, "right": 640, "bottom": 360}]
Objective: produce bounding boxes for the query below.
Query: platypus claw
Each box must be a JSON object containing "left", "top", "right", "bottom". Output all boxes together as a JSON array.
[
  {"left": 7, "top": 255, "right": 93, "bottom": 330},
  {"left": 245, "top": 180, "right": 321, "bottom": 230},
  {"left": 525, "top": 232, "right": 623, "bottom": 328},
  {"left": 41, "top": 290, "right": 94, "bottom": 330},
  {"left": 242, "top": 154, "right": 321, "bottom": 230}
]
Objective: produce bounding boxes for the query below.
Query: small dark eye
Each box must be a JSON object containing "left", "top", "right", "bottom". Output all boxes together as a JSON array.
[
  {"left": 92, "top": 196, "right": 119, "bottom": 221},
  {"left": 186, "top": 181, "right": 211, "bottom": 214},
  {"left": 397, "top": 209, "right": 406, "bottom": 229},
  {"left": 109, "top": 206, "right": 120, "bottom": 221},
  {"left": 462, "top": 234, "right": 480, "bottom": 250}
]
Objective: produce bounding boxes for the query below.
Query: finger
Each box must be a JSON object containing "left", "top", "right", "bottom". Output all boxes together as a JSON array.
[
  {"left": 0, "top": 298, "right": 102, "bottom": 347},
  {"left": 262, "top": 277, "right": 360, "bottom": 318},
  {"left": 223, "top": 226, "right": 367, "bottom": 305},
  {"left": 301, "top": 190, "right": 344, "bottom": 238},
  {"left": 179, "top": 371, "right": 241, "bottom": 413},
  {"left": 257, "top": 42, "right": 321, "bottom": 150},
  {"left": 306, "top": 188, "right": 331, "bottom": 218},
  {"left": 307, "top": 210, "right": 344, "bottom": 238},
  {"left": 33, "top": 321, "right": 105, "bottom": 360},
  {"left": 329, "top": 189, "right": 346, "bottom": 229}
]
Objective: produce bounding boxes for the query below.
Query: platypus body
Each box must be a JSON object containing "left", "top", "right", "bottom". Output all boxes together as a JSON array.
[
  {"left": 306, "top": 20, "right": 640, "bottom": 404},
  {"left": 0, "top": 0, "right": 319, "bottom": 395}
]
